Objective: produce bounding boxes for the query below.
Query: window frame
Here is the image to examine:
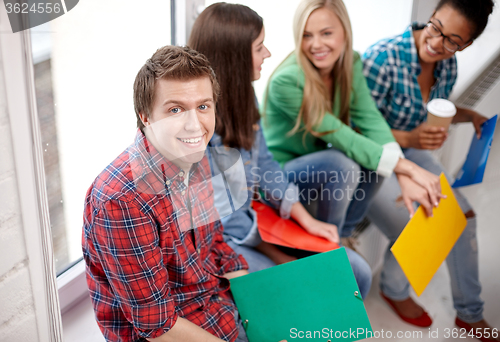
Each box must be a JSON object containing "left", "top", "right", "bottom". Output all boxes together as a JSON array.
[{"left": 0, "top": 6, "right": 63, "bottom": 341}]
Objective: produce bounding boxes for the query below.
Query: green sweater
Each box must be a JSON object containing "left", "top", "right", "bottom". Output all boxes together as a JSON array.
[{"left": 261, "top": 52, "right": 395, "bottom": 171}]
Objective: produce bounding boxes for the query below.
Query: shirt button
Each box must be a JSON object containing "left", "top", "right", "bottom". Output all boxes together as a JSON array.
[
  {"left": 179, "top": 171, "right": 184, "bottom": 177},
  {"left": 181, "top": 190, "right": 186, "bottom": 196},
  {"left": 197, "top": 248, "right": 201, "bottom": 254},
  {"left": 218, "top": 296, "right": 223, "bottom": 301},
  {"left": 165, "top": 180, "right": 171, "bottom": 185}
]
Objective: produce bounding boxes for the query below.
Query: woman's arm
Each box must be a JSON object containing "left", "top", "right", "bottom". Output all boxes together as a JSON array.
[
  {"left": 253, "top": 125, "right": 339, "bottom": 243},
  {"left": 453, "top": 106, "right": 489, "bottom": 138},
  {"left": 255, "top": 241, "right": 297, "bottom": 265}
]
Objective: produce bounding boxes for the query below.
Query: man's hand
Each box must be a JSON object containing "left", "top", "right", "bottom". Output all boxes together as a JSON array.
[{"left": 408, "top": 122, "right": 448, "bottom": 150}]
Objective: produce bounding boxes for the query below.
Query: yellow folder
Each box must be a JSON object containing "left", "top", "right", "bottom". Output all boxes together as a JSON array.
[{"left": 391, "top": 173, "right": 467, "bottom": 296}]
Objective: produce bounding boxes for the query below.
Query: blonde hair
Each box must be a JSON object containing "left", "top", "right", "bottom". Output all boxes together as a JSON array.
[{"left": 290, "top": 0, "right": 353, "bottom": 137}]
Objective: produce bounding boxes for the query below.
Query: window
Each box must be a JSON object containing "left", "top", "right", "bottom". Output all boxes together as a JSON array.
[
  {"left": 27, "top": 1, "right": 173, "bottom": 314},
  {"left": 31, "top": 0, "right": 172, "bottom": 276}
]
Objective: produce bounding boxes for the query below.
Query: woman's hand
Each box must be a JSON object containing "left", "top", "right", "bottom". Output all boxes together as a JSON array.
[
  {"left": 394, "top": 158, "right": 444, "bottom": 209},
  {"left": 407, "top": 122, "right": 448, "bottom": 150},
  {"left": 302, "top": 218, "right": 340, "bottom": 244},
  {"left": 471, "top": 112, "right": 489, "bottom": 139},
  {"left": 290, "top": 202, "right": 339, "bottom": 243},
  {"left": 397, "top": 174, "right": 435, "bottom": 217}
]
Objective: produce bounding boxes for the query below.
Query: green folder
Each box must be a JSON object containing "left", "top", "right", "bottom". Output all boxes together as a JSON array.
[{"left": 229, "top": 247, "right": 372, "bottom": 341}]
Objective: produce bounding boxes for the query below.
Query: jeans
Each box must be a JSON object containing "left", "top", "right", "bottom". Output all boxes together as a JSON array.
[
  {"left": 367, "top": 148, "right": 483, "bottom": 323},
  {"left": 234, "top": 313, "right": 249, "bottom": 342},
  {"left": 283, "top": 148, "right": 383, "bottom": 298}
]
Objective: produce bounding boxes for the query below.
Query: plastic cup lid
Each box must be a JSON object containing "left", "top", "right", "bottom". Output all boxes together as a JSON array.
[{"left": 427, "top": 99, "right": 456, "bottom": 117}]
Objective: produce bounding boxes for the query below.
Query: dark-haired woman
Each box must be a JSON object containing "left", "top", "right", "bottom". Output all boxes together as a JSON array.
[
  {"left": 188, "top": 2, "right": 372, "bottom": 300},
  {"left": 362, "top": 0, "right": 498, "bottom": 338}
]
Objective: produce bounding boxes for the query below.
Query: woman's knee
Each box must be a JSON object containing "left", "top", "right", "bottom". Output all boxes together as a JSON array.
[
  {"left": 285, "top": 150, "right": 362, "bottom": 191},
  {"left": 315, "top": 151, "right": 362, "bottom": 189}
]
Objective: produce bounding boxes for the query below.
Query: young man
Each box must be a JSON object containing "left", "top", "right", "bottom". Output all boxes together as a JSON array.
[
  {"left": 362, "top": 0, "right": 498, "bottom": 340},
  {"left": 82, "top": 46, "right": 249, "bottom": 342}
]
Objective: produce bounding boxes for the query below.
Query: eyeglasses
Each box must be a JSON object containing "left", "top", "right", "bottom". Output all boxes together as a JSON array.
[{"left": 425, "top": 21, "right": 468, "bottom": 53}]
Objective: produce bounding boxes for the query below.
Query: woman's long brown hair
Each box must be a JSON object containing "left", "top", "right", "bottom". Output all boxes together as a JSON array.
[{"left": 188, "top": 2, "right": 263, "bottom": 151}]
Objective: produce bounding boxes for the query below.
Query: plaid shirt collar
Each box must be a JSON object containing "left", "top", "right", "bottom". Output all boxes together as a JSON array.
[{"left": 130, "top": 129, "right": 202, "bottom": 192}]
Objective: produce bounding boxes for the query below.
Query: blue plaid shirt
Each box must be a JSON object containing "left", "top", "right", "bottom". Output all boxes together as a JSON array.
[{"left": 362, "top": 23, "right": 457, "bottom": 132}]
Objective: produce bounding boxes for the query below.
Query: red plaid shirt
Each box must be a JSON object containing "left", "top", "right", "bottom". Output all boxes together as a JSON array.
[{"left": 82, "top": 130, "right": 248, "bottom": 342}]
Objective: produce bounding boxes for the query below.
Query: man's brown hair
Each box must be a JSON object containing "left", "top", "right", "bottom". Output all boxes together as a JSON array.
[{"left": 133, "top": 45, "right": 220, "bottom": 131}]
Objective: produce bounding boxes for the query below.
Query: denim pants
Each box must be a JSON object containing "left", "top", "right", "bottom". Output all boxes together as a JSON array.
[
  {"left": 234, "top": 311, "right": 249, "bottom": 342},
  {"left": 367, "top": 148, "right": 483, "bottom": 323},
  {"left": 282, "top": 148, "right": 384, "bottom": 298}
]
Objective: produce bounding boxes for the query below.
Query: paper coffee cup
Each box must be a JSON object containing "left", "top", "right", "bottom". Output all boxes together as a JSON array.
[{"left": 426, "top": 99, "right": 456, "bottom": 130}]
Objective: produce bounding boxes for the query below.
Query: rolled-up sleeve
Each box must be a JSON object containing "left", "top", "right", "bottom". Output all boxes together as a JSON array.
[
  {"left": 376, "top": 142, "right": 405, "bottom": 177},
  {"left": 91, "top": 199, "right": 177, "bottom": 339},
  {"left": 211, "top": 219, "right": 249, "bottom": 275}
]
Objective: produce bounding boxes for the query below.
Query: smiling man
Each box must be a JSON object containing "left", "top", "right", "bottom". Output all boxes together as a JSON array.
[{"left": 82, "top": 46, "right": 250, "bottom": 342}]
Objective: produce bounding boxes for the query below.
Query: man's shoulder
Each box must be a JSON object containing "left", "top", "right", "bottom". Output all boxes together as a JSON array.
[{"left": 87, "top": 146, "right": 141, "bottom": 209}]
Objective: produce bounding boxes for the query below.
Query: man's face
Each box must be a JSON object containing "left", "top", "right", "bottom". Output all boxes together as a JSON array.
[{"left": 141, "top": 77, "right": 215, "bottom": 171}]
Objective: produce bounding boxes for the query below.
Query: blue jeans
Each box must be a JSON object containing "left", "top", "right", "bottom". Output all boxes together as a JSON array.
[
  {"left": 367, "top": 148, "right": 483, "bottom": 323},
  {"left": 283, "top": 148, "right": 383, "bottom": 298},
  {"left": 234, "top": 312, "right": 249, "bottom": 342}
]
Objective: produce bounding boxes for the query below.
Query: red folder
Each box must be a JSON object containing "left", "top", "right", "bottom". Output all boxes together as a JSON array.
[{"left": 253, "top": 201, "right": 339, "bottom": 253}]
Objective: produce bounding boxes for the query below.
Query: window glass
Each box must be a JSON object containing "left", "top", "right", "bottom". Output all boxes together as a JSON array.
[{"left": 31, "top": 0, "right": 171, "bottom": 273}]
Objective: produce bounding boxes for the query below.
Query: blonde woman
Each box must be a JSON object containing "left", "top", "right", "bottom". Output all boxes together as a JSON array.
[{"left": 262, "top": 0, "right": 443, "bottom": 273}]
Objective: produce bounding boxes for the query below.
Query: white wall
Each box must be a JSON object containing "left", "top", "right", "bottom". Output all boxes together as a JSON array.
[
  {"left": 0, "top": 36, "right": 39, "bottom": 342},
  {"left": 451, "top": 0, "right": 500, "bottom": 101},
  {"left": 205, "top": 0, "right": 413, "bottom": 103}
]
